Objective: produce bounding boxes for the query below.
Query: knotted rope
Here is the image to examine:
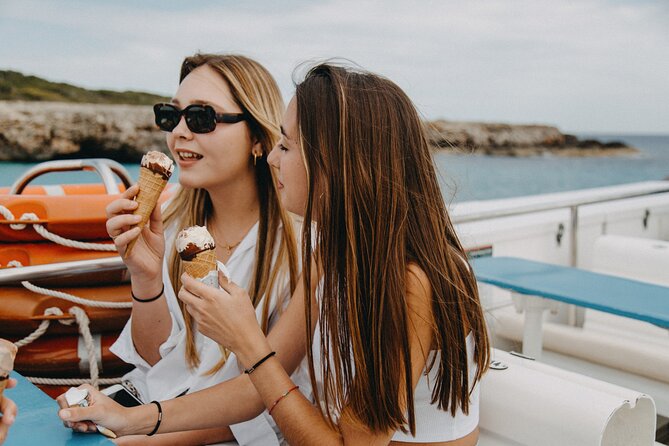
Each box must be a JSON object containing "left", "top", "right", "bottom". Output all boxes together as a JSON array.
[{"left": 0, "top": 205, "right": 116, "bottom": 251}]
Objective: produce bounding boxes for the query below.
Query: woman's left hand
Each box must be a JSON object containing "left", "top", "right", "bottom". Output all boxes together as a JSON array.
[{"left": 178, "top": 272, "right": 270, "bottom": 365}]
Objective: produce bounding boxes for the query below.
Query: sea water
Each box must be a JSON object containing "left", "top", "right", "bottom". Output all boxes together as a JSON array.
[{"left": 1, "top": 134, "right": 667, "bottom": 202}]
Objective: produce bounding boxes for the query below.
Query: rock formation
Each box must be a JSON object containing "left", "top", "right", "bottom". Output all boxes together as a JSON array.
[
  {"left": 0, "top": 101, "right": 164, "bottom": 162},
  {"left": 426, "top": 120, "right": 636, "bottom": 156},
  {"left": 0, "top": 101, "right": 636, "bottom": 161}
]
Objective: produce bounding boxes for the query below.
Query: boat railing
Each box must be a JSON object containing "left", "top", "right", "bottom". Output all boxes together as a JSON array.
[
  {"left": 9, "top": 159, "right": 134, "bottom": 195},
  {"left": 0, "top": 257, "right": 126, "bottom": 285},
  {"left": 453, "top": 182, "right": 669, "bottom": 267}
]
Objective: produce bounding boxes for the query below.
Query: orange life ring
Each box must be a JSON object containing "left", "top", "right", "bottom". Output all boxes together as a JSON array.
[
  {"left": 12, "top": 334, "right": 133, "bottom": 378},
  {"left": 0, "top": 284, "right": 131, "bottom": 336}
]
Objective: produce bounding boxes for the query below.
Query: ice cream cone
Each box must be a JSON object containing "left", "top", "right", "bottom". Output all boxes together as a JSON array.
[
  {"left": 176, "top": 226, "right": 218, "bottom": 285},
  {"left": 126, "top": 151, "right": 174, "bottom": 256},
  {"left": 183, "top": 248, "right": 218, "bottom": 279},
  {"left": 0, "top": 339, "right": 17, "bottom": 399}
]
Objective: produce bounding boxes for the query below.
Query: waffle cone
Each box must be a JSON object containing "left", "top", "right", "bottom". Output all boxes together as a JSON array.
[
  {"left": 183, "top": 248, "right": 217, "bottom": 279},
  {"left": 126, "top": 167, "right": 168, "bottom": 255}
]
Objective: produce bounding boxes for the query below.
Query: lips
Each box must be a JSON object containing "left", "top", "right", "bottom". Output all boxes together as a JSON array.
[{"left": 175, "top": 149, "right": 203, "bottom": 163}]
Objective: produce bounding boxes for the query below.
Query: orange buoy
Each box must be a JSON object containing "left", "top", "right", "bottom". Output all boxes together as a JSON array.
[{"left": 0, "top": 284, "right": 131, "bottom": 336}]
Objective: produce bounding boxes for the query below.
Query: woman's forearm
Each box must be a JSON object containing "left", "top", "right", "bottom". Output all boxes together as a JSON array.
[
  {"left": 129, "top": 276, "right": 172, "bottom": 365},
  {"left": 245, "top": 357, "right": 343, "bottom": 446},
  {"left": 123, "top": 368, "right": 266, "bottom": 435},
  {"left": 126, "top": 316, "right": 309, "bottom": 435},
  {"left": 119, "top": 426, "right": 234, "bottom": 445}
]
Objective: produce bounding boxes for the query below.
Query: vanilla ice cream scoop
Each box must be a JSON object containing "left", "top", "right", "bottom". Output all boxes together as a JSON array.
[
  {"left": 141, "top": 151, "right": 174, "bottom": 180},
  {"left": 176, "top": 225, "right": 216, "bottom": 261}
]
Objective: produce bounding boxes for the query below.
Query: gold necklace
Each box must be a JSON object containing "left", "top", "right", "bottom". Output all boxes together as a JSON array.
[
  {"left": 221, "top": 240, "right": 242, "bottom": 255},
  {"left": 208, "top": 217, "right": 253, "bottom": 255}
]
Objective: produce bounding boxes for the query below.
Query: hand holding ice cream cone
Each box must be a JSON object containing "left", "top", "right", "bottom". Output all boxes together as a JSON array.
[{"left": 125, "top": 151, "right": 174, "bottom": 256}]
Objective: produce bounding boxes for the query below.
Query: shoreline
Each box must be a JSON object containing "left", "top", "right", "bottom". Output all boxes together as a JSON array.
[
  {"left": 0, "top": 100, "right": 639, "bottom": 161},
  {"left": 434, "top": 145, "right": 639, "bottom": 157}
]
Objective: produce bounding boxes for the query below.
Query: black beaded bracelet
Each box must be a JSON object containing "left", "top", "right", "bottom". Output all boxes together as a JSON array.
[
  {"left": 244, "top": 351, "right": 276, "bottom": 374},
  {"left": 131, "top": 284, "right": 164, "bottom": 303},
  {"left": 147, "top": 400, "right": 163, "bottom": 436}
]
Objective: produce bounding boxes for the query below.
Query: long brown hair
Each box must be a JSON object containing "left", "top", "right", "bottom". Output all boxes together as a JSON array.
[
  {"left": 296, "top": 64, "right": 490, "bottom": 435},
  {"left": 162, "top": 54, "right": 299, "bottom": 373}
]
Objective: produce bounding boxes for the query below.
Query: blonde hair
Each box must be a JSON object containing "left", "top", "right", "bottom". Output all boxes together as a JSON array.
[{"left": 162, "top": 54, "right": 299, "bottom": 373}]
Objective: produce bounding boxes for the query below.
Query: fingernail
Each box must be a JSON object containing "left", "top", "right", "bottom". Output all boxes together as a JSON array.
[
  {"left": 6, "top": 414, "right": 14, "bottom": 424},
  {"left": 133, "top": 214, "right": 142, "bottom": 221},
  {"left": 60, "top": 409, "right": 71, "bottom": 419}
]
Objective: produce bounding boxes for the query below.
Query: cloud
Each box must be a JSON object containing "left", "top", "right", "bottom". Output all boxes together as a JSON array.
[{"left": 1, "top": 0, "right": 667, "bottom": 132}]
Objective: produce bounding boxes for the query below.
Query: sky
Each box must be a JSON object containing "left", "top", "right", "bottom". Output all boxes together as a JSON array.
[{"left": 1, "top": 0, "right": 667, "bottom": 134}]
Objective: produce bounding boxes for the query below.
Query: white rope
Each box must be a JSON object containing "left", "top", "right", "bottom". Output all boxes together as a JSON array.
[
  {"left": 69, "top": 306, "right": 99, "bottom": 389},
  {"left": 13, "top": 307, "right": 72, "bottom": 348},
  {"left": 12, "top": 306, "right": 111, "bottom": 390},
  {"left": 0, "top": 206, "right": 117, "bottom": 251},
  {"left": 3, "top": 247, "right": 129, "bottom": 390},
  {"left": 24, "top": 377, "right": 123, "bottom": 386},
  {"left": 21, "top": 281, "right": 132, "bottom": 309}
]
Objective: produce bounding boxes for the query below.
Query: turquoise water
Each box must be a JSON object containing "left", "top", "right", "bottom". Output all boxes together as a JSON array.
[{"left": 1, "top": 134, "right": 667, "bottom": 202}]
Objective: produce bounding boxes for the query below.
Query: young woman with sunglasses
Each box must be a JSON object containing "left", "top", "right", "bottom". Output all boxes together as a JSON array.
[
  {"left": 59, "top": 63, "right": 489, "bottom": 445},
  {"left": 100, "top": 53, "right": 310, "bottom": 445}
]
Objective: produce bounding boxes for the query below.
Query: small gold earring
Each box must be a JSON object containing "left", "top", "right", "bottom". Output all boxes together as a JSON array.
[{"left": 253, "top": 153, "right": 258, "bottom": 166}]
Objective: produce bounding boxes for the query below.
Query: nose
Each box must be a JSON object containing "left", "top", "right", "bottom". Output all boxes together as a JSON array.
[
  {"left": 171, "top": 115, "right": 193, "bottom": 139},
  {"left": 267, "top": 144, "right": 280, "bottom": 168}
]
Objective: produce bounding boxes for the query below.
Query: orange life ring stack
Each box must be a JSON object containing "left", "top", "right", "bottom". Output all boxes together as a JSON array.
[{"left": 0, "top": 159, "right": 173, "bottom": 398}]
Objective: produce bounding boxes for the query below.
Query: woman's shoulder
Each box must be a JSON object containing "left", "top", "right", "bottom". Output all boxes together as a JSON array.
[
  {"left": 406, "top": 263, "right": 430, "bottom": 293},
  {"left": 405, "top": 263, "right": 432, "bottom": 315}
]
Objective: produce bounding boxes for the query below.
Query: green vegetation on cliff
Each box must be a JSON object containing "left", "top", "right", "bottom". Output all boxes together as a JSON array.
[{"left": 0, "top": 70, "right": 169, "bottom": 105}]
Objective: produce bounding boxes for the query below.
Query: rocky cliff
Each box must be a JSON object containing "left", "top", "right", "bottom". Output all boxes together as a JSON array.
[
  {"left": 0, "top": 101, "right": 165, "bottom": 161},
  {"left": 0, "top": 101, "right": 636, "bottom": 162},
  {"left": 426, "top": 120, "right": 636, "bottom": 156}
]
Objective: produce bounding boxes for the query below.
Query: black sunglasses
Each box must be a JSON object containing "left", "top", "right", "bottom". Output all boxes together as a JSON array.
[{"left": 153, "top": 103, "right": 247, "bottom": 134}]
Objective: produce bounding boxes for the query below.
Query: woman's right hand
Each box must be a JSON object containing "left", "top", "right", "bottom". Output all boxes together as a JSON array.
[
  {"left": 56, "top": 385, "right": 131, "bottom": 437},
  {"left": 106, "top": 184, "right": 165, "bottom": 283}
]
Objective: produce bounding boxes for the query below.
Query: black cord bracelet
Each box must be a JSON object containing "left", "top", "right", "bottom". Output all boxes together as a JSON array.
[
  {"left": 244, "top": 351, "right": 276, "bottom": 374},
  {"left": 147, "top": 400, "right": 163, "bottom": 436},
  {"left": 131, "top": 284, "right": 164, "bottom": 303}
]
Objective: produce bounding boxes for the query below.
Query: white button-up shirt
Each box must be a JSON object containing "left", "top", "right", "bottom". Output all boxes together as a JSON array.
[{"left": 111, "top": 213, "right": 311, "bottom": 446}]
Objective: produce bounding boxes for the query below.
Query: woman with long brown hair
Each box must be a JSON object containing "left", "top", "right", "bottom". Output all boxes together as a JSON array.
[
  {"left": 59, "top": 62, "right": 489, "bottom": 445},
  {"left": 102, "top": 53, "right": 309, "bottom": 445}
]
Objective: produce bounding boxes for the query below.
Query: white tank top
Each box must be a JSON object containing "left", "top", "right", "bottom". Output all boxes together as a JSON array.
[
  {"left": 312, "top": 320, "right": 479, "bottom": 442},
  {"left": 391, "top": 333, "right": 479, "bottom": 442}
]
